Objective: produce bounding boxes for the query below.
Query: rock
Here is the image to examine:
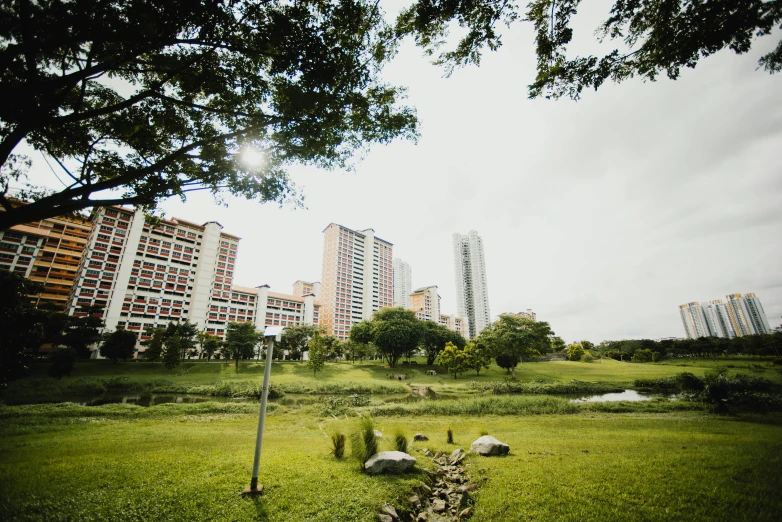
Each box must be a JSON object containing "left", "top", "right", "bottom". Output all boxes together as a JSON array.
[
  {"left": 380, "top": 503, "right": 399, "bottom": 520},
  {"left": 416, "top": 513, "right": 428, "bottom": 522},
  {"left": 432, "top": 499, "right": 447, "bottom": 513},
  {"left": 375, "top": 430, "right": 384, "bottom": 439},
  {"left": 422, "top": 468, "right": 437, "bottom": 480},
  {"left": 450, "top": 448, "right": 464, "bottom": 461},
  {"left": 414, "top": 433, "right": 429, "bottom": 441},
  {"left": 470, "top": 435, "right": 510, "bottom": 456},
  {"left": 422, "top": 449, "right": 433, "bottom": 457},
  {"left": 364, "top": 451, "right": 417, "bottom": 475},
  {"left": 459, "top": 484, "right": 477, "bottom": 493},
  {"left": 408, "top": 495, "right": 421, "bottom": 508},
  {"left": 459, "top": 507, "right": 473, "bottom": 520},
  {"left": 458, "top": 492, "right": 470, "bottom": 508},
  {"left": 378, "top": 515, "right": 393, "bottom": 522},
  {"left": 418, "top": 483, "right": 432, "bottom": 495}
]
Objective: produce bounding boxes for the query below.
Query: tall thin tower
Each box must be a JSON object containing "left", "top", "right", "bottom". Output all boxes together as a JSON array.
[
  {"left": 453, "top": 230, "right": 491, "bottom": 339},
  {"left": 393, "top": 258, "right": 411, "bottom": 309}
]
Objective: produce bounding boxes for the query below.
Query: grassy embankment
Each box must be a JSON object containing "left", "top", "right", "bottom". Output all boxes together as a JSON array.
[
  {"left": 6, "top": 356, "right": 779, "bottom": 403},
  {"left": 1, "top": 402, "right": 780, "bottom": 522}
]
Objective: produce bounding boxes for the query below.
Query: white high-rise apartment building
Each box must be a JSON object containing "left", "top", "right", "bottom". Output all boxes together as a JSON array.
[
  {"left": 320, "top": 224, "right": 393, "bottom": 340},
  {"left": 393, "top": 258, "right": 411, "bottom": 309},
  {"left": 743, "top": 293, "right": 772, "bottom": 335},
  {"left": 679, "top": 293, "right": 771, "bottom": 339},
  {"left": 679, "top": 302, "right": 709, "bottom": 339},
  {"left": 701, "top": 300, "right": 736, "bottom": 338},
  {"left": 453, "top": 230, "right": 491, "bottom": 339}
]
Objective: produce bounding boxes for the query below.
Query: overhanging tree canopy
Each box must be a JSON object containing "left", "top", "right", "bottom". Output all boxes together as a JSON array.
[
  {"left": 0, "top": 0, "right": 417, "bottom": 229},
  {"left": 396, "top": 0, "right": 782, "bottom": 99}
]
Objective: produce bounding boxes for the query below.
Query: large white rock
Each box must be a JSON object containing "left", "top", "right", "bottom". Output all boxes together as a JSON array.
[
  {"left": 470, "top": 435, "right": 510, "bottom": 456},
  {"left": 364, "top": 451, "right": 416, "bottom": 475}
]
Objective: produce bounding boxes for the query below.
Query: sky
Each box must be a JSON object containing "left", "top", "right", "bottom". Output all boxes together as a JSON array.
[{"left": 17, "top": 3, "right": 782, "bottom": 343}]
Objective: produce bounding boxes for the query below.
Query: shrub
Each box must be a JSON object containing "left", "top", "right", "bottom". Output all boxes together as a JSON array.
[
  {"left": 567, "top": 344, "right": 584, "bottom": 361},
  {"left": 48, "top": 348, "right": 77, "bottom": 379},
  {"left": 447, "top": 426, "right": 454, "bottom": 444},
  {"left": 331, "top": 432, "right": 346, "bottom": 459},
  {"left": 479, "top": 428, "right": 489, "bottom": 436},
  {"left": 582, "top": 353, "right": 594, "bottom": 363},
  {"left": 394, "top": 431, "right": 408, "bottom": 453},
  {"left": 631, "top": 349, "right": 655, "bottom": 363}
]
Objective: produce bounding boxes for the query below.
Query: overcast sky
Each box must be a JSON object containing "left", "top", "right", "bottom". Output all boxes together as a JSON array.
[{"left": 19, "top": 3, "right": 782, "bottom": 343}]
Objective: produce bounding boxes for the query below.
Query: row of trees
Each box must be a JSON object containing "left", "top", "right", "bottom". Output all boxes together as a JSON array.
[{"left": 594, "top": 334, "right": 782, "bottom": 360}]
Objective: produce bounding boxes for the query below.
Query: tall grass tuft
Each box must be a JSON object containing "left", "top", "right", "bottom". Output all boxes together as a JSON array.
[
  {"left": 351, "top": 417, "right": 379, "bottom": 469},
  {"left": 394, "top": 430, "right": 408, "bottom": 453},
  {"left": 447, "top": 426, "right": 454, "bottom": 444},
  {"left": 331, "top": 432, "right": 346, "bottom": 459}
]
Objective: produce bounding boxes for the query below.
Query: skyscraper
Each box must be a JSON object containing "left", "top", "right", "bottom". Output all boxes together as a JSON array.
[
  {"left": 393, "top": 258, "right": 411, "bottom": 309},
  {"left": 453, "top": 230, "right": 491, "bottom": 339},
  {"left": 679, "top": 302, "right": 709, "bottom": 339},
  {"left": 320, "top": 224, "right": 393, "bottom": 339},
  {"left": 726, "top": 293, "right": 754, "bottom": 336},
  {"left": 743, "top": 293, "right": 772, "bottom": 335},
  {"left": 701, "top": 300, "right": 736, "bottom": 338}
]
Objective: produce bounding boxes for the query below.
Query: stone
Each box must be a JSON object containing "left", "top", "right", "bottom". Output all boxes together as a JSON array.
[
  {"left": 450, "top": 448, "right": 464, "bottom": 461},
  {"left": 380, "top": 503, "right": 399, "bottom": 520},
  {"left": 422, "top": 468, "right": 437, "bottom": 479},
  {"left": 414, "top": 433, "right": 429, "bottom": 441},
  {"left": 432, "top": 499, "right": 447, "bottom": 513},
  {"left": 416, "top": 513, "right": 428, "bottom": 522},
  {"left": 422, "top": 449, "right": 433, "bottom": 457},
  {"left": 365, "top": 451, "right": 416, "bottom": 475},
  {"left": 459, "top": 484, "right": 477, "bottom": 493},
  {"left": 458, "top": 492, "right": 470, "bottom": 508},
  {"left": 378, "top": 515, "right": 393, "bottom": 522},
  {"left": 375, "top": 430, "right": 384, "bottom": 439},
  {"left": 408, "top": 495, "right": 421, "bottom": 508},
  {"left": 470, "top": 435, "right": 510, "bottom": 456},
  {"left": 418, "top": 483, "right": 432, "bottom": 495},
  {"left": 459, "top": 507, "right": 473, "bottom": 520}
]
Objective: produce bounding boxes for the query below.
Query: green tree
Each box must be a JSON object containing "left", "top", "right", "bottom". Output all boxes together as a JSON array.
[
  {"left": 278, "top": 324, "right": 319, "bottom": 361},
  {"left": 581, "top": 340, "right": 595, "bottom": 352},
  {"left": 48, "top": 347, "right": 77, "bottom": 379},
  {"left": 100, "top": 329, "right": 137, "bottom": 363},
  {"left": 166, "top": 320, "right": 198, "bottom": 360},
  {"left": 343, "top": 339, "right": 371, "bottom": 363},
  {"left": 419, "top": 321, "right": 465, "bottom": 365},
  {"left": 396, "top": 0, "right": 782, "bottom": 101},
  {"left": 61, "top": 305, "right": 105, "bottom": 359},
  {"left": 550, "top": 336, "right": 567, "bottom": 353},
  {"left": 162, "top": 334, "right": 182, "bottom": 370},
  {"left": 141, "top": 326, "right": 166, "bottom": 362},
  {"left": 439, "top": 341, "right": 471, "bottom": 378},
  {"left": 202, "top": 334, "right": 221, "bottom": 362},
  {"left": 307, "top": 333, "right": 328, "bottom": 377},
  {"left": 464, "top": 341, "right": 492, "bottom": 376},
  {"left": 0, "top": 0, "right": 417, "bottom": 230},
  {"left": 351, "top": 308, "right": 423, "bottom": 368},
  {"left": 567, "top": 343, "right": 585, "bottom": 361},
  {"left": 225, "top": 321, "right": 260, "bottom": 371},
  {"left": 478, "top": 315, "right": 552, "bottom": 377},
  {"left": 0, "top": 271, "right": 50, "bottom": 387}
]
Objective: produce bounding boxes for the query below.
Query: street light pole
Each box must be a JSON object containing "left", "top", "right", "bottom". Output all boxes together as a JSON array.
[{"left": 243, "top": 326, "right": 284, "bottom": 496}]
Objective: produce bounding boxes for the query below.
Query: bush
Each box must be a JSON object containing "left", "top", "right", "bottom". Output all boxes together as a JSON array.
[
  {"left": 331, "top": 432, "right": 346, "bottom": 459},
  {"left": 470, "top": 380, "right": 622, "bottom": 395},
  {"left": 631, "top": 349, "right": 655, "bottom": 363},
  {"left": 582, "top": 353, "right": 594, "bottom": 363},
  {"left": 567, "top": 344, "right": 584, "bottom": 361},
  {"left": 48, "top": 348, "right": 77, "bottom": 379}
]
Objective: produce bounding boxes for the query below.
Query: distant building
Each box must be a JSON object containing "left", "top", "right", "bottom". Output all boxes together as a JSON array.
[
  {"left": 439, "top": 313, "right": 468, "bottom": 338},
  {"left": 392, "top": 258, "right": 412, "bottom": 309},
  {"left": 292, "top": 280, "right": 321, "bottom": 299},
  {"left": 320, "top": 223, "right": 393, "bottom": 340},
  {"left": 409, "top": 285, "right": 440, "bottom": 322},
  {"left": 453, "top": 230, "right": 491, "bottom": 339},
  {"left": 679, "top": 302, "right": 709, "bottom": 339},
  {"left": 502, "top": 309, "right": 537, "bottom": 322},
  {"left": 66, "top": 206, "right": 319, "bottom": 357},
  {"left": 679, "top": 293, "right": 771, "bottom": 339},
  {"left": 0, "top": 211, "right": 91, "bottom": 310}
]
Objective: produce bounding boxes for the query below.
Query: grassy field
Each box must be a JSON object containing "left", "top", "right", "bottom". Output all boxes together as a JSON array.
[
  {"left": 1, "top": 403, "right": 780, "bottom": 521},
  {"left": 6, "top": 356, "right": 779, "bottom": 403}
]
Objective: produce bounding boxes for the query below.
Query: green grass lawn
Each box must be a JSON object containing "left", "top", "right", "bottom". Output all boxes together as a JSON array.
[{"left": 1, "top": 403, "right": 780, "bottom": 521}]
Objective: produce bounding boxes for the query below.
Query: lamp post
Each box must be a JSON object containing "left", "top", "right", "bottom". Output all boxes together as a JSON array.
[{"left": 243, "top": 326, "right": 284, "bottom": 496}]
